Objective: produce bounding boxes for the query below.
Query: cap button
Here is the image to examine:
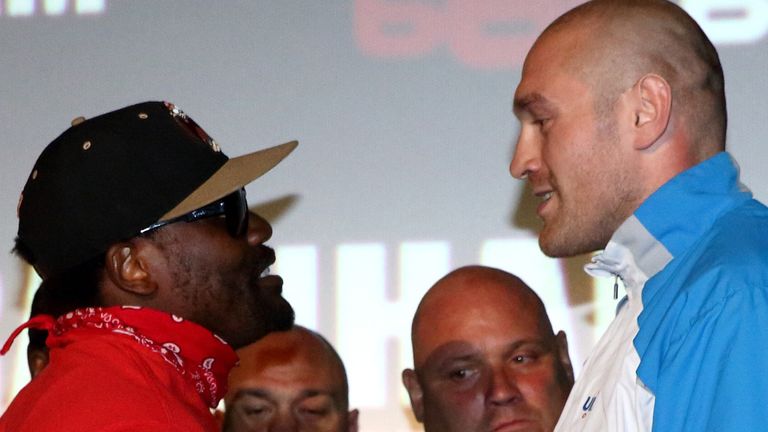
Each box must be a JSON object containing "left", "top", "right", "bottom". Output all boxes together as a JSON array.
[{"left": 71, "top": 116, "right": 86, "bottom": 126}]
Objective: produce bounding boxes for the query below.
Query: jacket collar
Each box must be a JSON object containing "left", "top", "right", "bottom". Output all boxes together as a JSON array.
[{"left": 585, "top": 152, "right": 751, "bottom": 300}]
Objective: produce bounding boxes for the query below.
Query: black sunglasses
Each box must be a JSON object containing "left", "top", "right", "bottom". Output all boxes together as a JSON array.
[{"left": 140, "top": 188, "right": 248, "bottom": 237}]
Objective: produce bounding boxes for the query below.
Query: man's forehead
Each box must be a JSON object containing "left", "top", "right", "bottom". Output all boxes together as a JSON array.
[
  {"left": 515, "top": 57, "right": 563, "bottom": 110},
  {"left": 520, "top": 19, "right": 598, "bottom": 82},
  {"left": 514, "top": 48, "right": 598, "bottom": 120},
  {"left": 228, "top": 359, "right": 345, "bottom": 405},
  {"left": 413, "top": 285, "right": 546, "bottom": 365},
  {"left": 231, "top": 329, "right": 346, "bottom": 389},
  {"left": 238, "top": 328, "right": 324, "bottom": 362},
  {"left": 415, "top": 313, "right": 544, "bottom": 356},
  {"left": 229, "top": 385, "right": 341, "bottom": 405},
  {"left": 236, "top": 345, "right": 333, "bottom": 379},
  {"left": 419, "top": 336, "right": 551, "bottom": 371},
  {"left": 419, "top": 276, "right": 537, "bottom": 315}
]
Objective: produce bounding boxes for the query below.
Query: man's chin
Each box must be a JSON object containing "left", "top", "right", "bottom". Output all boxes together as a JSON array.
[
  {"left": 538, "top": 227, "right": 569, "bottom": 257},
  {"left": 539, "top": 227, "right": 586, "bottom": 258},
  {"left": 265, "top": 298, "right": 296, "bottom": 333},
  {"left": 273, "top": 305, "right": 296, "bottom": 332},
  {"left": 540, "top": 230, "right": 608, "bottom": 257},
  {"left": 238, "top": 298, "right": 296, "bottom": 348}
]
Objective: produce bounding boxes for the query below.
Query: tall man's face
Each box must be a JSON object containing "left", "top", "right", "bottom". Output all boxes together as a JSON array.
[
  {"left": 509, "top": 28, "right": 643, "bottom": 257},
  {"left": 403, "top": 271, "right": 573, "bottom": 432}
]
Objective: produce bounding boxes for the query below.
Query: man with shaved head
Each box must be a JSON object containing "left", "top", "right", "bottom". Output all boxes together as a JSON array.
[
  {"left": 223, "top": 325, "right": 359, "bottom": 432},
  {"left": 402, "top": 265, "right": 574, "bottom": 432},
  {"left": 510, "top": 1, "right": 768, "bottom": 430}
]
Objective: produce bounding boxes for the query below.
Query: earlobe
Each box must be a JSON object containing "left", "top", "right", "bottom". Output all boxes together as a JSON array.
[
  {"left": 402, "top": 368, "right": 425, "bottom": 423},
  {"left": 212, "top": 409, "right": 225, "bottom": 430},
  {"left": 347, "top": 408, "right": 360, "bottom": 432},
  {"left": 555, "top": 331, "right": 575, "bottom": 386},
  {"left": 105, "top": 242, "right": 158, "bottom": 296},
  {"left": 27, "top": 348, "right": 49, "bottom": 379},
  {"left": 632, "top": 74, "right": 672, "bottom": 150}
]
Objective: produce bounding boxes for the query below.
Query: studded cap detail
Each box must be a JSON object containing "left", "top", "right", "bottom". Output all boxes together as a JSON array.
[
  {"left": 17, "top": 101, "right": 297, "bottom": 279},
  {"left": 164, "top": 102, "right": 222, "bottom": 154}
]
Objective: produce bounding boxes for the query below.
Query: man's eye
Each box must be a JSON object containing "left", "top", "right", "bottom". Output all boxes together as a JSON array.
[
  {"left": 299, "top": 403, "right": 333, "bottom": 418},
  {"left": 243, "top": 406, "right": 267, "bottom": 416},
  {"left": 512, "top": 352, "right": 540, "bottom": 364},
  {"left": 237, "top": 401, "right": 272, "bottom": 417},
  {"left": 449, "top": 368, "right": 474, "bottom": 380}
]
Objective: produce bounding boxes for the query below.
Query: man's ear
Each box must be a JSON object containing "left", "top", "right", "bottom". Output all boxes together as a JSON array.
[
  {"left": 27, "top": 347, "right": 49, "bottom": 379},
  {"left": 104, "top": 241, "right": 159, "bottom": 297},
  {"left": 402, "top": 368, "right": 425, "bottom": 423},
  {"left": 630, "top": 73, "right": 672, "bottom": 150},
  {"left": 555, "top": 330, "right": 575, "bottom": 387},
  {"left": 347, "top": 408, "right": 359, "bottom": 432},
  {"left": 212, "top": 408, "right": 226, "bottom": 430}
]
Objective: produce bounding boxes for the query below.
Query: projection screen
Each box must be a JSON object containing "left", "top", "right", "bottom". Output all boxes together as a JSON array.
[{"left": 1, "top": 1, "right": 767, "bottom": 430}]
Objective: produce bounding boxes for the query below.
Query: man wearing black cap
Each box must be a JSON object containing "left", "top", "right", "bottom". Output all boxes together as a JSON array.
[{"left": 0, "top": 101, "right": 298, "bottom": 432}]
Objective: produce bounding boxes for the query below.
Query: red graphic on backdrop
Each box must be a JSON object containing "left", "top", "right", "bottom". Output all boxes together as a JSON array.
[
  {"left": 354, "top": 0, "right": 582, "bottom": 70},
  {"left": 354, "top": 0, "right": 768, "bottom": 69}
]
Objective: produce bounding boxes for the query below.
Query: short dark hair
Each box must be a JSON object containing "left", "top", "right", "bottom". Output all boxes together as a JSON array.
[
  {"left": 16, "top": 235, "right": 105, "bottom": 313},
  {"left": 24, "top": 251, "right": 105, "bottom": 352}
]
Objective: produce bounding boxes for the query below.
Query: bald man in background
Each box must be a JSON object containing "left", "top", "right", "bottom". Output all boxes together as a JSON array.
[
  {"left": 223, "top": 326, "right": 358, "bottom": 432},
  {"left": 402, "top": 266, "right": 573, "bottom": 432},
  {"left": 510, "top": 1, "right": 768, "bottom": 430}
]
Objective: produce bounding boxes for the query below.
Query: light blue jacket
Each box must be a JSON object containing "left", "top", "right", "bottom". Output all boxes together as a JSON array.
[{"left": 634, "top": 152, "right": 768, "bottom": 431}]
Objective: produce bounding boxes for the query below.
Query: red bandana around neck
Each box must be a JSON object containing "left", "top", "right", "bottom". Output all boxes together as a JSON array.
[{"left": 2, "top": 306, "right": 238, "bottom": 408}]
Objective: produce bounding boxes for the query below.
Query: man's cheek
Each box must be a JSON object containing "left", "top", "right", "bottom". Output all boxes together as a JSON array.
[
  {"left": 517, "top": 366, "right": 566, "bottom": 407},
  {"left": 304, "top": 412, "right": 342, "bottom": 432},
  {"left": 429, "top": 383, "right": 487, "bottom": 427}
]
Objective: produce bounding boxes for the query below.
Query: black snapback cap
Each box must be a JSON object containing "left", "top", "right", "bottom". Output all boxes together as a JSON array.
[{"left": 17, "top": 101, "right": 297, "bottom": 279}]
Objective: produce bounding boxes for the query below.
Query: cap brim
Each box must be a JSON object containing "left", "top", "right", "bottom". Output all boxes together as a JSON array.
[{"left": 160, "top": 140, "right": 298, "bottom": 220}]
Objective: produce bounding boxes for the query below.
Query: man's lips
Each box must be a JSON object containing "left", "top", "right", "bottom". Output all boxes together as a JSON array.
[
  {"left": 259, "top": 263, "right": 272, "bottom": 278},
  {"left": 533, "top": 189, "right": 554, "bottom": 216},
  {"left": 492, "top": 418, "right": 536, "bottom": 432},
  {"left": 257, "top": 274, "right": 284, "bottom": 294},
  {"left": 251, "top": 246, "right": 282, "bottom": 292},
  {"left": 255, "top": 246, "right": 276, "bottom": 276}
]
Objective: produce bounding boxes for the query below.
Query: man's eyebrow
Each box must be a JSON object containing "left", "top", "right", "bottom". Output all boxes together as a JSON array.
[
  {"left": 298, "top": 389, "right": 335, "bottom": 399},
  {"left": 425, "top": 351, "right": 483, "bottom": 373},
  {"left": 503, "top": 339, "right": 551, "bottom": 355},
  {"left": 231, "top": 388, "right": 273, "bottom": 402},
  {"left": 513, "top": 92, "right": 553, "bottom": 114},
  {"left": 297, "top": 389, "right": 343, "bottom": 408}
]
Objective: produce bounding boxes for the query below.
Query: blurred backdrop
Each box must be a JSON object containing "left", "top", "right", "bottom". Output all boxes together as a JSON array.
[{"left": 1, "top": 1, "right": 767, "bottom": 430}]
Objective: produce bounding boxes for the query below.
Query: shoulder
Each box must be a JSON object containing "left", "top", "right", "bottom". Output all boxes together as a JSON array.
[
  {"left": 638, "top": 198, "right": 768, "bottom": 349},
  {"left": 1, "top": 334, "right": 212, "bottom": 431},
  {"left": 683, "top": 199, "right": 768, "bottom": 293}
]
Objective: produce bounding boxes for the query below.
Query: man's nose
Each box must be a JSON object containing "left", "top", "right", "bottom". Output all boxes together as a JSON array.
[
  {"left": 488, "top": 367, "right": 522, "bottom": 406},
  {"left": 509, "top": 130, "right": 541, "bottom": 180},
  {"left": 247, "top": 211, "right": 273, "bottom": 246},
  {"left": 267, "top": 411, "right": 298, "bottom": 432}
]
